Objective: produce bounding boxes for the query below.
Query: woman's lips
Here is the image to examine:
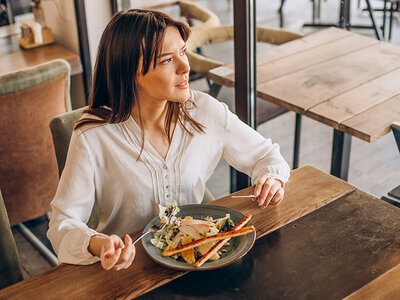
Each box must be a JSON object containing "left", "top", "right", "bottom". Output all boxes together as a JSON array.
[{"left": 175, "top": 80, "right": 189, "bottom": 89}]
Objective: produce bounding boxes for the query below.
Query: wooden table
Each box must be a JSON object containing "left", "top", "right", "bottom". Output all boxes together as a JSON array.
[
  {"left": 0, "top": 24, "right": 82, "bottom": 76},
  {"left": 209, "top": 27, "right": 400, "bottom": 180},
  {"left": 1, "top": 165, "right": 400, "bottom": 299}
]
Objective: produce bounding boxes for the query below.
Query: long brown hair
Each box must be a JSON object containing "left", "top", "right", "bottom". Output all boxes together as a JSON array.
[{"left": 75, "top": 9, "right": 204, "bottom": 146}]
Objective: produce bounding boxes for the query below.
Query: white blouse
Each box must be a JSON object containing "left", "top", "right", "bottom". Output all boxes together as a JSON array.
[{"left": 47, "top": 91, "right": 290, "bottom": 265}]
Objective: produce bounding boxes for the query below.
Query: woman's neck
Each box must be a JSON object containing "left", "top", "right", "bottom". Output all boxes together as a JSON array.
[
  {"left": 131, "top": 98, "right": 176, "bottom": 133},
  {"left": 131, "top": 98, "right": 169, "bottom": 131},
  {"left": 131, "top": 97, "right": 176, "bottom": 159}
]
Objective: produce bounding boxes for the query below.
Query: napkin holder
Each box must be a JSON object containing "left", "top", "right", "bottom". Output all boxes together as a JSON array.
[{"left": 19, "top": 21, "right": 54, "bottom": 49}]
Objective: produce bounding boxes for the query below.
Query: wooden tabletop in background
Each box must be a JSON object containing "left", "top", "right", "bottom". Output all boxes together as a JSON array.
[
  {"left": 0, "top": 25, "right": 82, "bottom": 76},
  {"left": 209, "top": 27, "right": 400, "bottom": 143},
  {"left": 0, "top": 166, "right": 357, "bottom": 299}
]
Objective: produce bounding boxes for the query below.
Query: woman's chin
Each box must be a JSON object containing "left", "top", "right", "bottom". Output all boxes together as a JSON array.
[{"left": 170, "top": 91, "right": 190, "bottom": 103}]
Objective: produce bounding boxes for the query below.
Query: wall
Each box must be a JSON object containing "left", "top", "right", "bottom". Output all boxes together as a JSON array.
[
  {"left": 84, "top": 0, "right": 112, "bottom": 70},
  {"left": 41, "top": 0, "right": 112, "bottom": 109}
]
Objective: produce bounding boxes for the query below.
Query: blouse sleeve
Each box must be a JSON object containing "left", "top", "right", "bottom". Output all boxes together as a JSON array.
[
  {"left": 47, "top": 129, "right": 101, "bottom": 265},
  {"left": 220, "top": 102, "right": 290, "bottom": 185}
]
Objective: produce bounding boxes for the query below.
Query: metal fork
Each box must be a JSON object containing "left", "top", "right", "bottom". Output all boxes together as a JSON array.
[{"left": 132, "top": 213, "right": 173, "bottom": 245}]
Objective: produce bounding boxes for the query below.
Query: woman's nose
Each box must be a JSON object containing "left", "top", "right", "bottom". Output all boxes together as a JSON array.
[{"left": 177, "top": 56, "right": 190, "bottom": 74}]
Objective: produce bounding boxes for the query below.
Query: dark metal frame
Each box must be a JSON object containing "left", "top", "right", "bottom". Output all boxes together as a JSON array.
[
  {"left": 74, "top": 0, "right": 92, "bottom": 102},
  {"left": 293, "top": 114, "right": 302, "bottom": 169},
  {"left": 331, "top": 121, "right": 400, "bottom": 182},
  {"left": 279, "top": 0, "right": 321, "bottom": 28},
  {"left": 393, "top": 123, "right": 400, "bottom": 153},
  {"left": 303, "top": 0, "right": 382, "bottom": 40},
  {"left": 111, "top": 0, "right": 118, "bottom": 14},
  {"left": 230, "top": 0, "right": 257, "bottom": 192},
  {"left": 4, "top": 0, "right": 14, "bottom": 24},
  {"left": 330, "top": 130, "right": 352, "bottom": 181}
]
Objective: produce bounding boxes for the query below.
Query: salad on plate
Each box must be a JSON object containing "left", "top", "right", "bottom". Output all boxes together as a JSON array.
[{"left": 151, "top": 203, "right": 253, "bottom": 267}]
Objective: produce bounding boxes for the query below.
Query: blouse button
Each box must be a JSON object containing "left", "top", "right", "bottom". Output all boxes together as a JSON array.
[
  {"left": 163, "top": 164, "right": 168, "bottom": 169},
  {"left": 166, "top": 185, "right": 170, "bottom": 189},
  {"left": 166, "top": 194, "right": 170, "bottom": 198}
]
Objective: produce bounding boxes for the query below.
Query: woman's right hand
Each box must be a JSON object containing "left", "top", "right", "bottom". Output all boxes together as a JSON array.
[{"left": 88, "top": 234, "right": 136, "bottom": 270}]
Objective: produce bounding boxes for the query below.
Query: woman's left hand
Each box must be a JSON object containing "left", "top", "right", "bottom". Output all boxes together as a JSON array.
[{"left": 253, "top": 176, "right": 284, "bottom": 209}]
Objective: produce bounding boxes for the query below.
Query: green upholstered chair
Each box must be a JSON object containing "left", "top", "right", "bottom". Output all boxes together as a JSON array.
[
  {"left": 0, "top": 59, "right": 72, "bottom": 266},
  {"left": 0, "top": 189, "right": 24, "bottom": 289},
  {"left": 49, "top": 107, "right": 99, "bottom": 229},
  {"left": 49, "top": 107, "right": 87, "bottom": 178},
  {"left": 49, "top": 107, "right": 214, "bottom": 228},
  {"left": 202, "top": 186, "right": 214, "bottom": 204}
]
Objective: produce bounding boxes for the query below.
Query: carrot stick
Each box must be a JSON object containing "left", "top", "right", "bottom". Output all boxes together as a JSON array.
[
  {"left": 194, "top": 214, "right": 252, "bottom": 267},
  {"left": 162, "top": 226, "right": 255, "bottom": 257}
]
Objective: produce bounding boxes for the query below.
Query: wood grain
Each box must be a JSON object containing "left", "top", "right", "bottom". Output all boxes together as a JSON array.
[
  {"left": 344, "top": 264, "right": 400, "bottom": 300},
  {"left": 256, "top": 33, "right": 377, "bottom": 85},
  {"left": 213, "top": 165, "right": 355, "bottom": 239},
  {"left": 0, "top": 43, "right": 83, "bottom": 76},
  {"left": 208, "top": 27, "right": 400, "bottom": 144},
  {"left": 0, "top": 166, "right": 355, "bottom": 299},
  {"left": 257, "top": 42, "right": 400, "bottom": 115},
  {"left": 207, "top": 27, "right": 352, "bottom": 88},
  {"left": 340, "top": 94, "right": 400, "bottom": 142},
  {"left": 256, "top": 27, "right": 351, "bottom": 65},
  {"left": 142, "top": 188, "right": 400, "bottom": 299},
  {"left": 307, "top": 67, "right": 400, "bottom": 130}
]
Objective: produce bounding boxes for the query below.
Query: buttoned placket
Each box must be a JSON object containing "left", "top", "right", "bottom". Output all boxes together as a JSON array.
[{"left": 163, "top": 161, "right": 171, "bottom": 203}]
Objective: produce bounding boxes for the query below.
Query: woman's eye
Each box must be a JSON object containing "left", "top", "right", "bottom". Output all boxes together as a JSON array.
[{"left": 160, "top": 58, "right": 172, "bottom": 65}]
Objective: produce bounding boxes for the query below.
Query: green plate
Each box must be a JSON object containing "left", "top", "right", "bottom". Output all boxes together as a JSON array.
[{"left": 141, "top": 204, "right": 256, "bottom": 271}]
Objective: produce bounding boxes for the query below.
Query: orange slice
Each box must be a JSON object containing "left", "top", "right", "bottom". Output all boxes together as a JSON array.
[{"left": 181, "top": 236, "right": 195, "bottom": 264}]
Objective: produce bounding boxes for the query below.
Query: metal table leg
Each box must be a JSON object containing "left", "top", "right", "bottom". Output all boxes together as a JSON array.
[
  {"left": 278, "top": 0, "right": 286, "bottom": 28},
  {"left": 305, "top": 0, "right": 382, "bottom": 40},
  {"left": 365, "top": 0, "right": 383, "bottom": 40},
  {"left": 339, "top": 0, "right": 351, "bottom": 29},
  {"left": 330, "top": 129, "right": 352, "bottom": 181},
  {"left": 392, "top": 121, "right": 400, "bottom": 152},
  {"left": 293, "top": 113, "right": 302, "bottom": 169}
]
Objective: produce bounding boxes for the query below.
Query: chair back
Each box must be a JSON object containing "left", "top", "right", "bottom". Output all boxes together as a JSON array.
[
  {"left": 49, "top": 107, "right": 99, "bottom": 229},
  {"left": 0, "top": 59, "right": 71, "bottom": 225},
  {"left": 0, "top": 189, "right": 23, "bottom": 289},
  {"left": 178, "top": 0, "right": 220, "bottom": 31},
  {"left": 49, "top": 107, "right": 87, "bottom": 177}
]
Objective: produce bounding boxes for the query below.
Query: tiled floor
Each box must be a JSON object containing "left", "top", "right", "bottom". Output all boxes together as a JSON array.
[{"left": 12, "top": 0, "right": 400, "bottom": 280}]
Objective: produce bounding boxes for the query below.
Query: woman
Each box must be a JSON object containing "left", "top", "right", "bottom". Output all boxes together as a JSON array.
[{"left": 47, "top": 9, "right": 290, "bottom": 271}]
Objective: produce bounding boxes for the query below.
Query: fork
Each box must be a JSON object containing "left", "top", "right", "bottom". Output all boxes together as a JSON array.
[{"left": 132, "top": 213, "right": 173, "bottom": 245}]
